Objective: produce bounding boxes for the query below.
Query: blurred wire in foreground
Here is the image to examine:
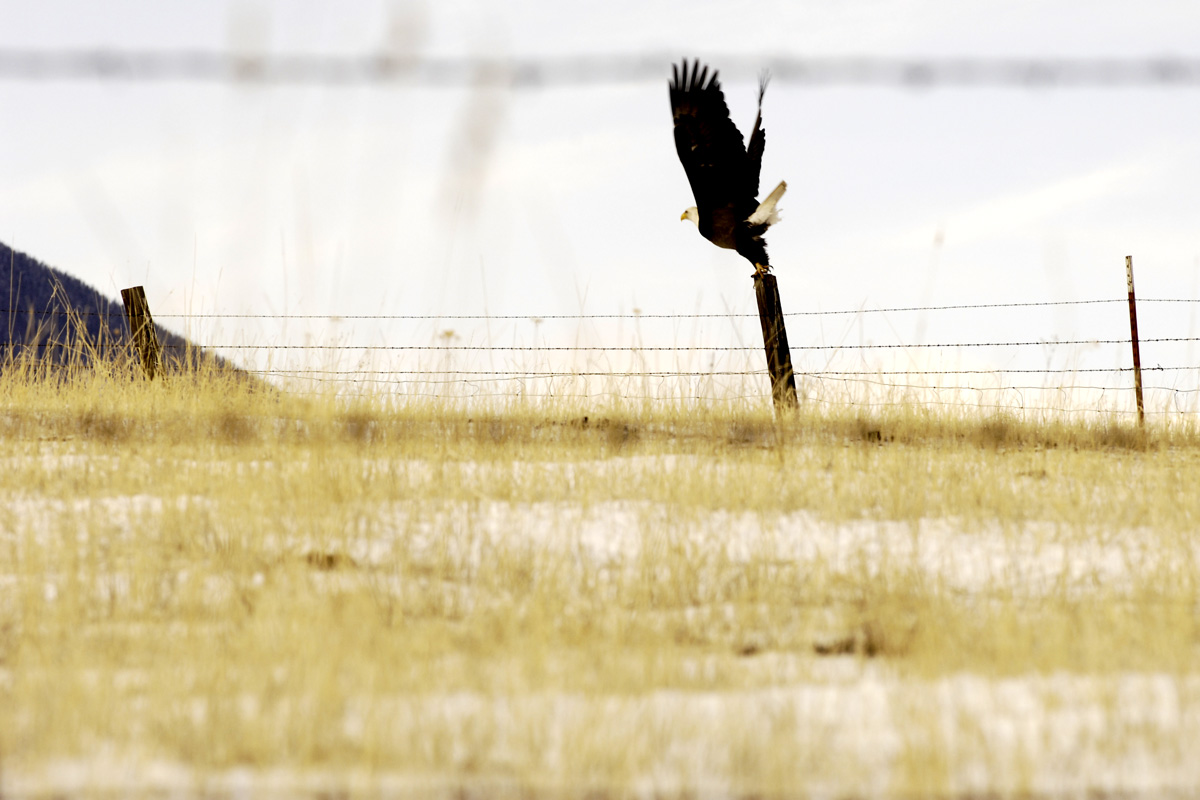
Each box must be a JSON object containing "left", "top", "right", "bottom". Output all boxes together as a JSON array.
[
  {"left": 6, "top": 297, "right": 1199, "bottom": 320},
  {"left": 1, "top": 50, "right": 1199, "bottom": 87}
]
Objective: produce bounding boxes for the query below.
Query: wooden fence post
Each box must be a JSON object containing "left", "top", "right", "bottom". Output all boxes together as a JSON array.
[
  {"left": 752, "top": 273, "right": 799, "bottom": 412},
  {"left": 120, "top": 286, "right": 162, "bottom": 380},
  {"left": 1125, "top": 255, "right": 1144, "bottom": 427}
]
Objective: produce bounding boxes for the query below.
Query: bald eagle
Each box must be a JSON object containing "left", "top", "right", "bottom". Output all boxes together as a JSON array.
[{"left": 670, "top": 59, "right": 786, "bottom": 276}]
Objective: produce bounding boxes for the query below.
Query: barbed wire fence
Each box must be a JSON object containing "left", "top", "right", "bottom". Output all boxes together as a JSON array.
[{"left": 6, "top": 296, "right": 1200, "bottom": 416}]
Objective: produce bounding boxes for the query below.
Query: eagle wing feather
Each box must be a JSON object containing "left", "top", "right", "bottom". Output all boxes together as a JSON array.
[
  {"left": 669, "top": 60, "right": 753, "bottom": 222},
  {"left": 745, "top": 71, "right": 769, "bottom": 199}
]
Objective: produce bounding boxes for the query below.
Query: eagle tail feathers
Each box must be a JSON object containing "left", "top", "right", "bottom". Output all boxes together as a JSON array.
[{"left": 747, "top": 180, "right": 787, "bottom": 227}]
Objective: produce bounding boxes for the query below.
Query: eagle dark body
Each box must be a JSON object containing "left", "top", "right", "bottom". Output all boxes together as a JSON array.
[{"left": 670, "top": 59, "right": 781, "bottom": 273}]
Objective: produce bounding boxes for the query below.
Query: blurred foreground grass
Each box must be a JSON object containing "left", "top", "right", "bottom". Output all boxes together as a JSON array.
[{"left": 2, "top": 359, "right": 1200, "bottom": 797}]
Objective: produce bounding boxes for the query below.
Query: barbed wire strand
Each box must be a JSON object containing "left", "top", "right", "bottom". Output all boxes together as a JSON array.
[
  {"left": 6, "top": 336, "right": 1200, "bottom": 353},
  {"left": 6, "top": 297, "right": 1200, "bottom": 321},
  {"left": 246, "top": 365, "right": 1191, "bottom": 378},
  {"left": 245, "top": 367, "right": 1198, "bottom": 394},
  {"left": 56, "top": 336, "right": 1194, "bottom": 350}
]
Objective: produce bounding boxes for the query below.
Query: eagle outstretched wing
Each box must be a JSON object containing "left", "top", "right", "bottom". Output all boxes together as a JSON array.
[
  {"left": 745, "top": 71, "right": 769, "bottom": 199},
  {"left": 669, "top": 60, "right": 755, "bottom": 216}
]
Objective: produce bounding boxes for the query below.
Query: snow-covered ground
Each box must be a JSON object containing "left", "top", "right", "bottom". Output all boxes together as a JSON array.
[
  {"left": 3, "top": 457, "right": 1198, "bottom": 798},
  {"left": 4, "top": 671, "right": 1200, "bottom": 798}
]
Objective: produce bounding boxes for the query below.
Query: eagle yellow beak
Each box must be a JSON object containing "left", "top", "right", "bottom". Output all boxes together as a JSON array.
[{"left": 680, "top": 211, "right": 688, "bottom": 221}]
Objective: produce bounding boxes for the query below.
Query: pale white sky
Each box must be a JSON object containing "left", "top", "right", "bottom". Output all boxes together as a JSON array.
[{"left": 1, "top": 1, "right": 1198, "bottom": 403}]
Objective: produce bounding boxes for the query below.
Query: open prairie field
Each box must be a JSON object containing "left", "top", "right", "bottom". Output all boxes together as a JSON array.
[{"left": 2, "top": 362, "right": 1200, "bottom": 798}]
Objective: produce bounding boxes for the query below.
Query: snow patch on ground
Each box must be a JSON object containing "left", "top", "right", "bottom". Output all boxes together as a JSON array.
[
  {"left": 4, "top": 673, "right": 1199, "bottom": 798},
  {"left": 376, "top": 498, "right": 1177, "bottom": 597}
]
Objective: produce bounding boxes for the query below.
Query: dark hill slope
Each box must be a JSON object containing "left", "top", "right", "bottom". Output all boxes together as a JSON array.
[{"left": 2, "top": 240, "right": 224, "bottom": 373}]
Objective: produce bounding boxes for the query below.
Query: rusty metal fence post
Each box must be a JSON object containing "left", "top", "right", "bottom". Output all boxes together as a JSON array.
[{"left": 1125, "top": 255, "right": 1144, "bottom": 427}]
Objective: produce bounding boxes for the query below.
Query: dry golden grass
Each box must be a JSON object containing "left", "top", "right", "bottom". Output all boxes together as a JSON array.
[{"left": 2, "top": 356, "right": 1200, "bottom": 797}]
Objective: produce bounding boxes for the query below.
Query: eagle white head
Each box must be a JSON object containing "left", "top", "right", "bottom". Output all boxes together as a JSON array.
[{"left": 680, "top": 206, "right": 700, "bottom": 226}]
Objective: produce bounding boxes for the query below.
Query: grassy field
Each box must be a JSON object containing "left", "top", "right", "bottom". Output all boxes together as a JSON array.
[{"left": 2, "top": 358, "right": 1200, "bottom": 798}]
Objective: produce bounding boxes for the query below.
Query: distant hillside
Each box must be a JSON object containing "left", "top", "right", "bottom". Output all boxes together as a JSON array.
[{"left": 1, "top": 240, "right": 225, "bottom": 374}]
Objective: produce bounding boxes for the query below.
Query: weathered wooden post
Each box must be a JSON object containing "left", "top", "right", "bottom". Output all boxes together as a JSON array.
[
  {"left": 120, "top": 285, "right": 162, "bottom": 380},
  {"left": 1125, "top": 255, "right": 1144, "bottom": 427},
  {"left": 752, "top": 272, "right": 798, "bottom": 412}
]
